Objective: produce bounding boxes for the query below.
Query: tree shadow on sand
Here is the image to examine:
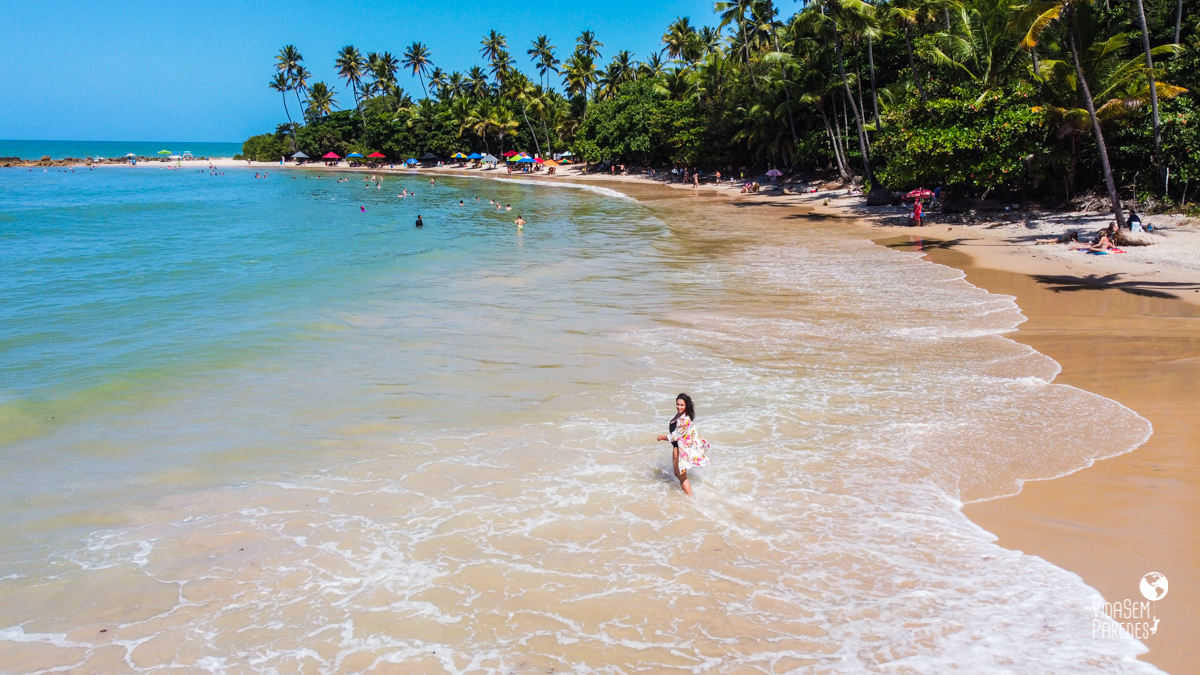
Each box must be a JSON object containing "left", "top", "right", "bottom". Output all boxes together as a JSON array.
[{"left": 1031, "top": 273, "right": 1200, "bottom": 300}]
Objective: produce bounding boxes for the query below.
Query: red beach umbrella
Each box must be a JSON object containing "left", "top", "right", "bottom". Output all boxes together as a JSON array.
[
  {"left": 502, "top": 151, "right": 518, "bottom": 157},
  {"left": 906, "top": 188, "right": 933, "bottom": 200},
  {"left": 367, "top": 152, "right": 386, "bottom": 158},
  {"left": 322, "top": 152, "right": 341, "bottom": 159},
  {"left": 534, "top": 157, "right": 544, "bottom": 163}
]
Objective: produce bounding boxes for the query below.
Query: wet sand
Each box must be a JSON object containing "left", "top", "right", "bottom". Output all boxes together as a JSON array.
[{"left": 891, "top": 237, "right": 1199, "bottom": 674}]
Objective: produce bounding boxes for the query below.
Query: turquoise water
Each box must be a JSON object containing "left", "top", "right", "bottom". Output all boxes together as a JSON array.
[
  {"left": 0, "top": 139, "right": 243, "bottom": 160},
  {"left": 0, "top": 167, "right": 1159, "bottom": 673}
]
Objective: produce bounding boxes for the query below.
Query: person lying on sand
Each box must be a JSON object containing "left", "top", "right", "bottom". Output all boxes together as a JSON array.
[
  {"left": 1036, "top": 231, "right": 1079, "bottom": 244},
  {"left": 1069, "top": 231, "right": 1113, "bottom": 251}
]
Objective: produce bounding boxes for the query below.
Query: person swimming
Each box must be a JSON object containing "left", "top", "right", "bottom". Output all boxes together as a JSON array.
[
  {"left": 361, "top": 206, "right": 366, "bottom": 212},
  {"left": 415, "top": 215, "right": 424, "bottom": 228}
]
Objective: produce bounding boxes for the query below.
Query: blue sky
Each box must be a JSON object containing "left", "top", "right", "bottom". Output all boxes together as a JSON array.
[{"left": 0, "top": 0, "right": 718, "bottom": 143}]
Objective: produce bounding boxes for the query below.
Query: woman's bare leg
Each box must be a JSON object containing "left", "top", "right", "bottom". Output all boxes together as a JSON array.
[{"left": 679, "top": 469, "right": 693, "bottom": 496}]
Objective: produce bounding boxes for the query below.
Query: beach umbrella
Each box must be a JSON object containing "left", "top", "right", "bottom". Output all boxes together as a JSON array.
[
  {"left": 367, "top": 152, "right": 386, "bottom": 158},
  {"left": 559, "top": 150, "right": 574, "bottom": 157},
  {"left": 405, "top": 158, "right": 419, "bottom": 165},
  {"left": 291, "top": 151, "right": 309, "bottom": 159},
  {"left": 346, "top": 152, "right": 364, "bottom": 158},
  {"left": 322, "top": 152, "right": 341, "bottom": 159},
  {"left": 502, "top": 151, "right": 518, "bottom": 157},
  {"left": 906, "top": 188, "right": 933, "bottom": 200},
  {"left": 158, "top": 150, "right": 171, "bottom": 155},
  {"left": 534, "top": 157, "right": 544, "bottom": 163},
  {"left": 451, "top": 152, "right": 468, "bottom": 159},
  {"left": 481, "top": 154, "right": 499, "bottom": 163},
  {"left": 420, "top": 152, "right": 440, "bottom": 160},
  {"left": 517, "top": 156, "right": 535, "bottom": 163},
  {"left": 126, "top": 153, "right": 136, "bottom": 157},
  {"left": 542, "top": 159, "right": 559, "bottom": 167},
  {"left": 766, "top": 169, "right": 783, "bottom": 177},
  {"left": 467, "top": 152, "right": 483, "bottom": 159},
  {"left": 507, "top": 155, "right": 521, "bottom": 162}
]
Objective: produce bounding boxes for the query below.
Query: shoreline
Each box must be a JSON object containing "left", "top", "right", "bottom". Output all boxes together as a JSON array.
[{"left": 18, "top": 157, "right": 1196, "bottom": 669}]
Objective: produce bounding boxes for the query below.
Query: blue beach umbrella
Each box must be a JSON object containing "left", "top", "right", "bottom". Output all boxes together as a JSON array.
[
  {"left": 517, "top": 156, "right": 535, "bottom": 163},
  {"left": 405, "top": 158, "right": 419, "bottom": 165},
  {"left": 346, "top": 152, "right": 364, "bottom": 158},
  {"left": 467, "top": 152, "right": 483, "bottom": 159}
]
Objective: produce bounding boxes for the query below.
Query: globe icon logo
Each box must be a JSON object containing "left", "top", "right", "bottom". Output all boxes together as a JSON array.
[{"left": 1140, "top": 573, "right": 1169, "bottom": 601}]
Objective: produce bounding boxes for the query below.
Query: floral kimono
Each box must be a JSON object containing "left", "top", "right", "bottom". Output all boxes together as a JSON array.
[{"left": 668, "top": 414, "right": 710, "bottom": 472}]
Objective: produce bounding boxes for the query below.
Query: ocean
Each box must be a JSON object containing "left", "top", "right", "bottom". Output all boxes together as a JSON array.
[
  {"left": 0, "top": 165, "right": 1162, "bottom": 673},
  {"left": 0, "top": 139, "right": 244, "bottom": 160}
]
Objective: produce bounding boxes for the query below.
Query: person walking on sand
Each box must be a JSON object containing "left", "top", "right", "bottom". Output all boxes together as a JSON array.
[
  {"left": 656, "top": 393, "right": 710, "bottom": 496},
  {"left": 693, "top": 173, "right": 699, "bottom": 189}
]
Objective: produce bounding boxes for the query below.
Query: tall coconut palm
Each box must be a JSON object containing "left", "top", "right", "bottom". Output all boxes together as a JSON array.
[
  {"left": 563, "top": 52, "right": 598, "bottom": 101},
  {"left": 368, "top": 51, "right": 400, "bottom": 96},
  {"left": 528, "top": 35, "right": 560, "bottom": 89},
  {"left": 467, "top": 66, "right": 492, "bottom": 99},
  {"left": 490, "top": 50, "right": 514, "bottom": 84},
  {"left": 403, "top": 42, "right": 434, "bottom": 98},
  {"left": 276, "top": 46, "right": 306, "bottom": 112},
  {"left": 1022, "top": 0, "right": 1124, "bottom": 225},
  {"left": 428, "top": 67, "right": 448, "bottom": 100},
  {"left": 716, "top": 0, "right": 760, "bottom": 90},
  {"left": 269, "top": 72, "right": 294, "bottom": 127},
  {"left": 445, "top": 71, "right": 467, "bottom": 100},
  {"left": 293, "top": 65, "right": 312, "bottom": 112},
  {"left": 306, "top": 82, "right": 338, "bottom": 119},
  {"left": 576, "top": 31, "right": 604, "bottom": 60},
  {"left": 481, "top": 31, "right": 508, "bottom": 65},
  {"left": 505, "top": 71, "right": 544, "bottom": 156},
  {"left": 663, "top": 17, "right": 700, "bottom": 62},
  {"left": 335, "top": 45, "right": 368, "bottom": 129}
]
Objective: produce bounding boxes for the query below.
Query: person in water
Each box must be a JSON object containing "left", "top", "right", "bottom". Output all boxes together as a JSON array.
[
  {"left": 656, "top": 393, "right": 710, "bottom": 496},
  {"left": 514, "top": 215, "right": 526, "bottom": 229},
  {"left": 415, "top": 215, "right": 424, "bottom": 228}
]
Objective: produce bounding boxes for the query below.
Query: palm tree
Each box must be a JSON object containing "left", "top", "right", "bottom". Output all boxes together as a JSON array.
[
  {"left": 306, "top": 82, "right": 338, "bottom": 118},
  {"left": 492, "top": 105, "right": 520, "bottom": 155},
  {"left": 269, "top": 72, "right": 294, "bottom": 127},
  {"left": 663, "top": 17, "right": 700, "bottom": 62},
  {"left": 445, "top": 71, "right": 467, "bottom": 100},
  {"left": 716, "top": 0, "right": 760, "bottom": 90},
  {"left": 639, "top": 53, "right": 668, "bottom": 78},
  {"left": 335, "top": 45, "right": 368, "bottom": 129},
  {"left": 506, "top": 71, "right": 544, "bottom": 155},
  {"left": 403, "top": 42, "right": 434, "bottom": 98},
  {"left": 467, "top": 66, "right": 492, "bottom": 99},
  {"left": 563, "top": 52, "right": 598, "bottom": 101},
  {"left": 428, "top": 67, "right": 448, "bottom": 100},
  {"left": 576, "top": 30, "right": 604, "bottom": 60},
  {"left": 529, "top": 35, "right": 560, "bottom": 89},
  {"left": 490, "top": 50, "right": 514, "bottom": 84},
  {"left": 1022, "top": 0, "right": 1124, "bottom": 225},
  {"left": 293, "top": 65, "right": 312, "bottom": 112},
  {"left": 276, "top": 46, "right": 306, "bottom": 112},
  {"left": 481, "top": 31, "right": 508, "bottom": 65},
  {"left": 367, "top": 51, "right": 399, "bottom": 97}
]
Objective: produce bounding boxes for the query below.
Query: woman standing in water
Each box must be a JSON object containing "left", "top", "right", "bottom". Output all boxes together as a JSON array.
[{"left": 656, "top": 393, "right": 710, "bottom": 496}]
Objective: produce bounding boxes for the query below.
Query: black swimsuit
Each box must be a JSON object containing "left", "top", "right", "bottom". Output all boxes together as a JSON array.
[{"left": 669, "top": 413, "right": 681, "bottom": 448}]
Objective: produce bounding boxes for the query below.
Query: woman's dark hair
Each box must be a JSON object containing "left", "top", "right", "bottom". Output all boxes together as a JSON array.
[{"left": 676, "top": 393, "right": 695, "bottom": 420}]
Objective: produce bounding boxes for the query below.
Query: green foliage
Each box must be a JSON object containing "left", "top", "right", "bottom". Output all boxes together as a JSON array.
[
  {"left": 241, "top": 131, "right": 289, "bottom": 162},
  {"left": 874, "top": 85, "right": 1052, "bottom": 190}
]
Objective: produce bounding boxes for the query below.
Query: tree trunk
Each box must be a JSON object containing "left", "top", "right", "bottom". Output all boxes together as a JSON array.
[
  {"left": 766, "top": 0, "right": 799, "bottom": 145},
  {"left": 281, "top": 92, "right": 297, "bottom": 153},
  {"left": 818, "top": 98, "right": 850, "bottom": 180},
  {"left": 1134, "top": 0, "right": 1165, "bottom": 186},
  {"left": 1067, "top": 8, "right": 1125, "bottom": 227},
  {"left": 832, "top": 20, "right": 872, "bottom": 183},
  {"left": 903, "top": 26, "right": 928, "bottom": 105},
  {"left": 520, "top": 104, "right": 542, "bottom": 156},
  {"left": 1175, "top": 0, "right": 1183, "bottom": 44},
  {"left": 542, "top": 116, "right": 553, "bottom": 155},
  {"left": 867, "top": 34, "right": 882, "bottom": 128},
  {"left": 944, "top": 8, "right": 951, "bottom": 30}
]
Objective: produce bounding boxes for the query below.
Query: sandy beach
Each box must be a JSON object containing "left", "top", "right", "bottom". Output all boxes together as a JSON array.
[{"left": 41, "top": 157, "right": 1198, "bottom": 670}]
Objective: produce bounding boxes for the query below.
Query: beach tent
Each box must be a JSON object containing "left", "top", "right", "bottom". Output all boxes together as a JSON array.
[
  {"left": 481, "top": 154, "right": 499, "bottom": 165},
  {"left": 292, "top": 151, "right": 309, "bottom": 159},
  {"left": 346, "top": 152, "right": 364, "bottom": 158},
  {"left": 420, "top": 152, "right": 440, "bottom": 160},
  {"left": 534, "top": 157, "right": 544, "bottom": 163},
  {"left": 517, "top": 156, "right": 535, "bottom": 163},
  {"left": 367, "top": 152, "right": 386, "bottom": 158},
  {"left": 322, "top": 152, "right": 341, "bottom": 159},
  {"left": 467, "top": 152, "right": 483, "bottom": 160},
  {"left": 542, "top": 159, "right": 559, "bottom": 167},
  {"left": 559, "top": 150, "right": 574, "bottom": 157}
]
